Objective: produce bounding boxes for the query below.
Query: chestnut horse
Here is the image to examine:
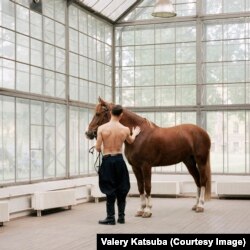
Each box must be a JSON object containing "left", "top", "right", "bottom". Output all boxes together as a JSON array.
[{"left": 86, "top": 98, "right": 211, "bottom": 218}]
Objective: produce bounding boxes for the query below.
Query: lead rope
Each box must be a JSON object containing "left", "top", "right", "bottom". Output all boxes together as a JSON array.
[{"left": 89, "top": 146, "right": 102, "bottom": 173}]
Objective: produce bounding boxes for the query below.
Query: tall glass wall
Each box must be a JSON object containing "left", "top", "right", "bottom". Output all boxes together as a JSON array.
[
  {"left": 0, "top": 0, "right": 113, "bottom": 184},
  {"left": 115, "top": 0, "right": 250, "bottom": 174}
]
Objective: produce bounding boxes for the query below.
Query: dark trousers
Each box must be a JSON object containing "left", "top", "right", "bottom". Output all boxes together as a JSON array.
[{"left": 99, "top": 154, "right": 130, "bottom": 219}]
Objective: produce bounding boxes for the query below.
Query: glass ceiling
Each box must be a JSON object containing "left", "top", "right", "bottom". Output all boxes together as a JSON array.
[{"left": 75, "top": 0, "right": 141, "bottom": 22}]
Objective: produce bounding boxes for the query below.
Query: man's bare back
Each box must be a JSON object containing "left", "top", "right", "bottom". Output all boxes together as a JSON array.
[{"left": 95, "top": 108, "right": 140, "bottom": 155}]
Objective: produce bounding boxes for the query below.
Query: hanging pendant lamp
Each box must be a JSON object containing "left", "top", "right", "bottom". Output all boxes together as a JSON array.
[{"left": 152, "top": 0, "right": 177, "bottom": 18}]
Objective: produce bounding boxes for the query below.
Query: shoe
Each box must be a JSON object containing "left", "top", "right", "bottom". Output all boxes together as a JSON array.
[
  {"left": 117, "top": 217, "right": 125, "bottom": 224},
  {"left": 98, "top": 200, "right": 116, "bottom": 225},
  {"left": 99, "top": 217, "right": 116, "bottom": 225}
]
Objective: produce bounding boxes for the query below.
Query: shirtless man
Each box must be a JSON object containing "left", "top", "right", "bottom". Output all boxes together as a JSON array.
[{"left": 96, "top": 104, "right": 140, "bottom": 225}]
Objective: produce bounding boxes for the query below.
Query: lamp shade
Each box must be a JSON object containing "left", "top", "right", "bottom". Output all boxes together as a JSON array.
[{"left": 152, "top": 0, "right": 176, "bottom": 18}]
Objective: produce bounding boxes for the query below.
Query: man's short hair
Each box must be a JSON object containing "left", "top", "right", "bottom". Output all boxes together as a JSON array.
[{"left": 111, "top": 105, "right": 123, "bottom": 116}]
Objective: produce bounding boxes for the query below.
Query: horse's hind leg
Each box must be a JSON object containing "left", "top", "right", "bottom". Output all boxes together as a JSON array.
[
  {"left": 195, "top": 152, "right": 211, "bottom": 213},
  {"left": 183, "top": 156, "right": 202, "bottom": 212},
  {"left": 132, "top": 166, "right": 146, "bottom": 217}
]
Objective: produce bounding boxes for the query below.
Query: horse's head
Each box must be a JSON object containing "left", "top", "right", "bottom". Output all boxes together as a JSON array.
[{"left": 85, "top": 97, "right": 111, "bottom": 140}]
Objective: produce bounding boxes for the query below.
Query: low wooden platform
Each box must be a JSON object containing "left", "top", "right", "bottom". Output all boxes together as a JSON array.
[{"left": 0, "top": 197, "right": 250, "bottom": 250}]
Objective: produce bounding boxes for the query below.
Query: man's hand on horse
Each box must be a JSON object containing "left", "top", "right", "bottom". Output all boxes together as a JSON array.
[{"left": 132, "top": 126, "right": 141, "bottom": 136}]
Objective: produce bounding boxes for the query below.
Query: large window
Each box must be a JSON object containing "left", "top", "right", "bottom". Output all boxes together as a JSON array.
[
  {"left": 115, "top": 0, "right": 250, "bottom": 174},
  {"left": 68, "top": 5, "right": 112, "bottom": 103},
  {"left": 202, "top": 19, "right": 250, "bottom": 105},
  {"left": 205, "top": 111, "right": 249, "bottom": 174},
  {"left": 115, "top": 22, "right": 197, "bottom": 107},
  {"left": 0, "top": 0, "right": 112, "bottom": 184}
]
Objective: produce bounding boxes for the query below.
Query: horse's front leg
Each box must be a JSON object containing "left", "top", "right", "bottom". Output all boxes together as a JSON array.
[
  {"left": 133, "top": 166, "right": 146, "bottom": 217},
  {"left": 142, "top": 165, "right": 152, "bottom": 218},
  {"left": 135, "top": 194, "right": 146, "bottom": 217}
]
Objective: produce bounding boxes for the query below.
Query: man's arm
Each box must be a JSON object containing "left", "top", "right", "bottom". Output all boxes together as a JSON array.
[
  {"left": 126, "top": 126, "right": 141, "bottom": 144},
  {"left": 95, "top": 129, "right": 103, "bottom": 152}
]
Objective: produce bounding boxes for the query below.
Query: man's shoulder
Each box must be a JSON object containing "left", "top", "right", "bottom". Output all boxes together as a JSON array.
[
  {"left": 99, "top": 122, "right": 109, "bottom": 128},
  {"left": 99, "top": 122, "right": 112, "bottom": 132},
  {"left": 119, "top": 124, "right": 130, "bottom": 133}
]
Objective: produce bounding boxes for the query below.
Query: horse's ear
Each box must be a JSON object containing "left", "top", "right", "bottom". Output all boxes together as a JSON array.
[{"left": 98, "top": 96, "right": 106, "bottom": 105}]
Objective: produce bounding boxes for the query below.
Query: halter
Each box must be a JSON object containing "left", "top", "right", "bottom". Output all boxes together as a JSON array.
[{"left": 91, "top": 106, "right": 110, "bottom": 138}]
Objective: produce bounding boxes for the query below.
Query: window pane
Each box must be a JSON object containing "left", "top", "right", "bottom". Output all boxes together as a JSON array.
[
  {"left": 155, "top": 44, "right": 175, "bottom": 65},
  {"left": 70, "top": 107, "right": 79, "bottom": 176},
  {"left": 16, "top": 63, "right": 29, "bottom": 92},
  {"left": 30, "top": 11, "right": 42, "bottom": 40},
  {"left": 0, "top": 96, "right": 15, "bottom": 182},
  {"left": 69, "top": 28, "right": 78, "bottom": 53},
  {"left": 135, "top": 45, "right": 154, "bottom": 65},
  {"left": 55, "top": 22, "right": 65, "bottom": 48},
  {"left": 56, "top": 104, "right": 66, "bottom": 177},
  {"left": 135, "top": 26, "right": 154, "bottom": 45},
  {"left": 155, "top": 86, "right": 175, "bottom": 106},
  {"left": 135, "top": 87, "right": 154, "bottom": 106},
  {"left": 155, "top": 65, "right": 175, "bottom": 85},
  {"left": 16, "top": 99, "right": 30, "bottom": 181},
  {"left": 155, "top": 24, "right": 175, "bottom": 44},
  {"left": 176, "top": 85, "right": 196, "bottom": 105},
  {"left": 44, "top": 70, "right": 55, "bottom": 96},
  {"left": 56, "top": 73, "right": 65, "bottom": 98},
  {"left": 205, "top": 63, "right": 223, "bottom": 83},
  {"left": 16, "top": 5, "right": 29, "bottom": 35},
  {"left": 30, "top": 100, "right": 43, "bottom": 180},
  {"left": 70, "top": 77, "right": 79, "bottom": 101},
  {"left": 79, "top": 80, "right": 88, "bottom": 103},
  {"left": 44, "top": 44, "right": 55, "bottom": 71},
  {"left": 1, "top": 28, "right": 15, "bottom": 59},
  {"left": 31, "top": 39, "right": 42, "bottom": 67},
  {"left": 55, "top": 0, "right": 65, "bottom": 23},
  {"left": 176, "top": 64, "right": 196, "bottom": 85},
  {"left": 55, "top": 48, "right": 65, "bottom": 73},
  {"left": 44, "top": 126, "right": 55, "bottom": 178},
  {"left": 69, "top": 53, "right": 79, "bottom": 77},
  {"left": 2, "top": 59, "right": 15, "bottom": 89},
  {"left": 227, "top": 111, "right": 245, "bottom": 173},
  {"left": 176, "top": 43, "right": 196, "bottom": 63},
  {"left": 0, "top": 0, "right": 15, "bottom": 30},
  {"left": 44, "top": 17, "right": 55, "bottom": 44},
  {"left": 135, "top": 66, "right": 154, "bottom": 86},
  {"left": 30, "top": 67, "right": 42, "bottom": 95},
  {"left": 16, "top": 34, "right": 29, "bottom": 64},
  {"left": 79, "top": 108, "right": 89, "bottom": 174},
  {"left": 206, "top": 112, "right": 224, "bottom": 173}
]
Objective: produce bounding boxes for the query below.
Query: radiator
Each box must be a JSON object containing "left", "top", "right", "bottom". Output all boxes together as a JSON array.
[
  {"left": 129, "top": 181, "right": 180, "bottom": 196},
  {"left": 32, "top": 189, "right": 76, "bottom": 216},
  {"left": 217, "top": 182, "right": 250, "bottom": 197},
  {"left": 0, "top": 202, "right": 9, "bottom": 226},
  {"left": 152, "top": 181, "right": 180, "bottom": 195},
  {"left": 90, "top": 185, "right": 105, "bottom": 203}
]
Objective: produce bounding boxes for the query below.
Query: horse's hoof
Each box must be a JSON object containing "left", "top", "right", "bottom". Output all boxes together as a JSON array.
[
  {"left": 192, "top": 205, "right": 197, "bottom": 211},
  {"left": 135, "top": 211, "right": 144, "bottom": 217},
  {"left": 196, "top": 207, "right": 204, "bottom": 213},
  {"left": 142, "top": 212, "right": 152, "bottom": 218}
]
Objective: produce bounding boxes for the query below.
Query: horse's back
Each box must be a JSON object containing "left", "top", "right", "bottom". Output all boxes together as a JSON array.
[
  {"left": 153, "top": 123, "right": 211, "bottom": 163},
  {"left": 169, "top": 123, "right": 211, "bottom": 150}
]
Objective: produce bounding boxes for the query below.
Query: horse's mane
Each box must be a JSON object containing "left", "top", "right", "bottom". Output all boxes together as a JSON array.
[
  {"left": 123, "top": 108, "right": 156, "bottom": 128},
  {"left": 99, "top": 100, "right": 156, "bottom": 128}
]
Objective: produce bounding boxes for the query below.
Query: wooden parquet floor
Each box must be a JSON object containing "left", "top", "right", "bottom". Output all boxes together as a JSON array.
[{"left": 1, "top": 197, "right": 250, "bottom": 250}]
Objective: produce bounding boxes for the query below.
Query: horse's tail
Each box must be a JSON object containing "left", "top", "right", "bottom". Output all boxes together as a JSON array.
[{"left": 205, "top": 150, "right": 211, "bottom": 201}]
